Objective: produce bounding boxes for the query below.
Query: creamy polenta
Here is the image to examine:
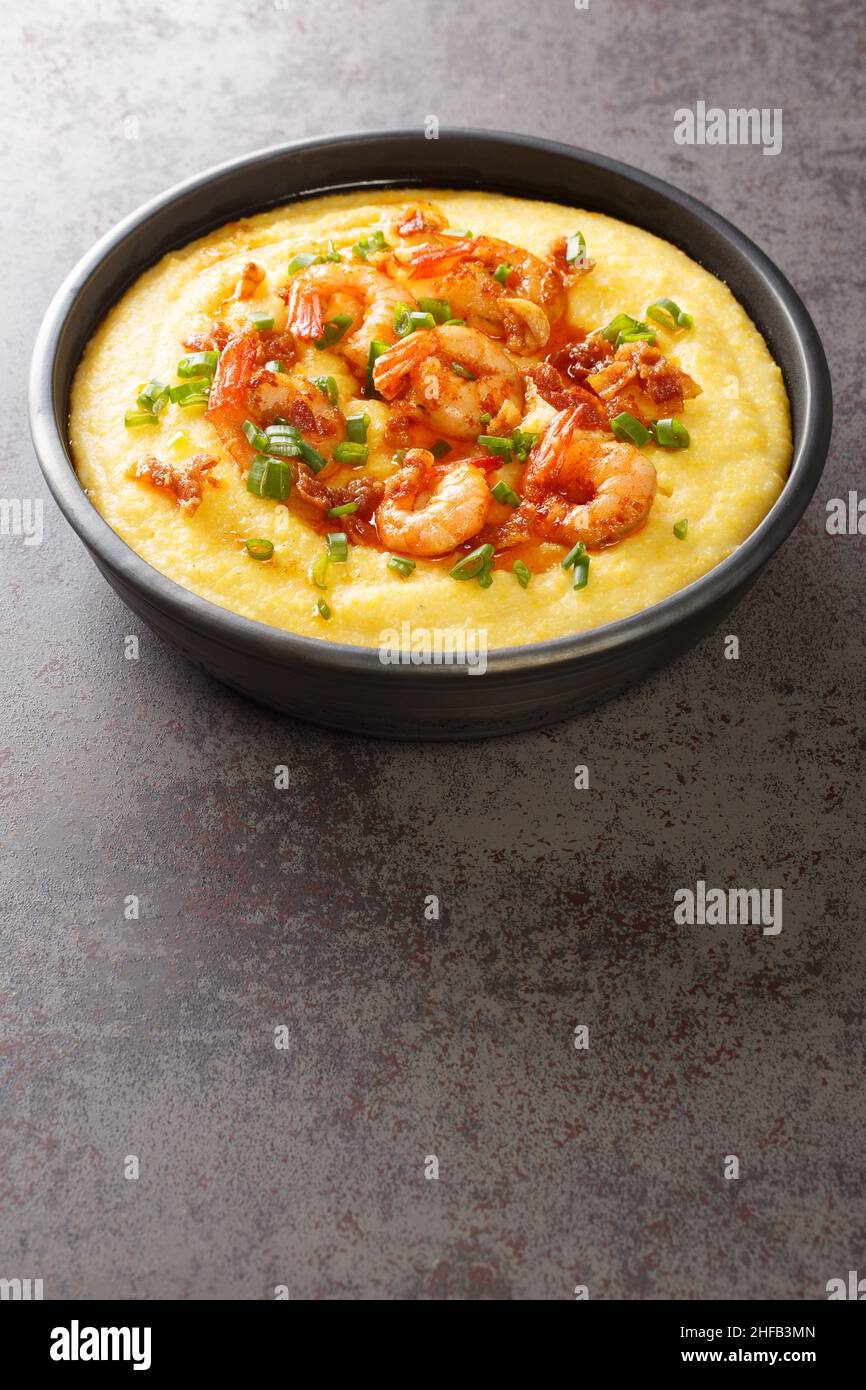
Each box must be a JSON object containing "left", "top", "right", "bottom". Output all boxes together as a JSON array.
[{"left": 69, "top": 189, "right": 791, "bottom": 647}]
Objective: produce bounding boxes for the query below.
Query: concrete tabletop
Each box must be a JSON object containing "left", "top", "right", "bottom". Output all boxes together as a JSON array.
[{"left": 2, "top": 0, "right": 863, "bottom": 1300}]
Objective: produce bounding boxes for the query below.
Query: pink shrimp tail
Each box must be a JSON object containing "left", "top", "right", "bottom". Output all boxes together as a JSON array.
[
  {"left": 404, "top": 237, "right": 478, "bottom": 277},
  {"left": 207, "top": 332, "right": 257, "bottom": 419},
  {"left": 372, "top": 331, "right": 432, "bottom": 400},
  {"left": 285, "top": 281, "right": 325, "bottom": 340}
]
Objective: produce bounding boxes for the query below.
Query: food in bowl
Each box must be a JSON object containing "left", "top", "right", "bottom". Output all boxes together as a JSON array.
[{"left": 69, "top": 189, "right": 792, "bottom": 647}]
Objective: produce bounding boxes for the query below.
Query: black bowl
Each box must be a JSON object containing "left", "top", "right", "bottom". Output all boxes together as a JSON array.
[{"left": 29, "top": 130, "right": 832, "bottom": 739}]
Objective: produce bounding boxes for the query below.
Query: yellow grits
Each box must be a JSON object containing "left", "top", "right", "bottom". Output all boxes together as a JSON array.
[{"left": 69, "top": 189, "right": 791, "bottom": 648}]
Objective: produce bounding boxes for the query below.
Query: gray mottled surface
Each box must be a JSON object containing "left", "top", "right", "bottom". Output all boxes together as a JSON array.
[{"left": 2, "top": 0, "right": 864, "bottom": 1300}]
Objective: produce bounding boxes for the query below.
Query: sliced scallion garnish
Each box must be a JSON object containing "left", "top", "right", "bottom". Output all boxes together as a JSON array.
[
  {"left": 137, "top": 380, "right": 169, "bottom": 414},
  {"left": 346, "top": 412, "right": 369, "bottom": 444},
  {"left": 450, "top": 542, "right": 494, "bottom": 585},
  {"left": 430, "top": 440, "right": 451, "bottom": 459},
  {"left": 611, "top": 412, "right": 653, "bottom": 447},
  {"left": 652, "top": 417, "right": 690, "bottom": 449},
  {"left": 513, "top": 559, "right": 531, "bottom": 588},
  {"left": 387, "top": 555, "right": 416, "bottom": 578},
  {"left": 565, "top": 230, "right": 587, "bottom": 265},
  {"left": 561, "top": 541, "right": 587, "bottom": 571},
  {"left": 245, "top": 538, "right": 274, "bottom": 561},
  {"left": 327, "top": 531, "right": 348, "bottom": 562},
  {"left": 673, "top": 518, "right": 689, "bottom": 539},
  {"left": 365, "top": 338, "right": 389, "bottom": 397},
  {"left": 511, "top": 428, "right": 538, "bottom": 461},
  {"left": 316, "top": 597, "right": 332, "bottom": 620},
  {"left": 600, "top": 312, "right": 657, "bottom": 348},
  {"left": 124, "top": 409, "right": 159, "bottom": 428},
  {"left": 491, "top": 480, "right": 520, "bottom": 508},
  {"left": 243, "top": 419, "right": 270, "bottom": 452},
  {"left": 647, "top": 298, "right": 694, "bottom": 331},
  {"left": 492, "top": 262, "right": 513, "bottom": 285},
  {"left": 333, "top": 441, "right": 368, "bottom": 465},
  {"left": 246, "top": 455, "right": 291, "bottom": 501},
  {"left": 571, "top": 554, "right": 591, "bottom": 590},
  {"left": 177, "top": 351, "right": 219, "bottom": 379},
  {"left": 417, "top": 297, "right": 452, "bottom": 323},
  {"left": 314, "top": 312, "right": 353, "bottom": 350},
  {"left": 478, "top": 434, "right": 512, "bottom": 460},
  {"left": 312, "top": 375, "right": 338, "bottom": 405},
  {"left": 249, "top": 311, "right": 274, "bottom": 331},
  {"left": 327, "top": 501, "right": 358, "bottom": 517}
]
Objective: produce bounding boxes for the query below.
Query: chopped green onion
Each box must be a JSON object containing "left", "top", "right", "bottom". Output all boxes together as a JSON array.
[
  {"left": 478, "top": 434, "right": 513, "bottom": 461},
  {"left": 479, "top": 412, "right": 492, "bottom": 428},
  {"left": 441, "top": 227, "right": 472, "bottom": 238},
  {"left": 168, "top": 382, "right": 210, "bottom": 407},
  {"left": 124, "top": 409, "right": 159, "bottom": 428},
  {"left": 246, "top": 455, "right": 291, "bottom": 501},
  {"left": 298, "top": 439, "right": 327, "bottom": 473},
  {"left": 443, "top": 318, "right": 465, "bottom": 326},
  {"left": 327, "top": 501, "right": 358, "bottom": 517},
  {"left": 451, "top": 361, "right": 476, "bottom": 380},
  {"left": 673, "top": 518, "right": 689, "bottom": 540},
  {"left": 288, "top": 252, "right": 316, "bottom": 274},
  {"left": 314, "top": 312, "right": 353, "bottom": 350},
  {"left": 646, "top": 297, "right": 694, "bottom": 331},
  {"left": 365, "top": 338, "right": 389, "bottom": 397},
  {"left": 571, "top": 554, "right": 590, "bottom": 590},
  {"left": 333, "top": 441, "right": 368, "bottom": 465},
  {"left": 511, "top": 428, "right": 538, "bottom": 461},
  {"left": 312, "top": 375, "right": 338, "bottom": 405},
  {"left": 177, "top": 351, "right": 219, "bottom": 379},
  {"left": 393, "top": 449, "right": 406, "bottom": 464},
  {"left": 243, "top": 419, "right": 270, "bottom": 452},
  {"left": 327, "top": 531, "right": 348, "bottom": 562},
  {"left": 600, "top": 312, "right": 657, "bottom": 348},
  {"left": 513, "top": 559, "right": 531, "bottom": 588},
  {"left": 263, "top": 425, "right": 301, "bottom": 458},
  {"left": 311, "top": 551, "right": 330, "bottom": 589},
  {"left": 652, "top": 417, "right": 690, "bottom": 449},
  {"left": 417, "top": 297, "right": 452, "bottom": 323},
  {"left": 561, "top": 541, "right": 587, "bottom": 571},
  {"left": 430, "top": 440, "right": 451, "bottom": 459},
  {"left": 387, "top": 555, "right": 416, "bottom": 577},
  {"left": 392, "top": 302, "right": 413, "bottom": 338},
  {"left": 265, "top": 359, "right": 287, "bottom": 375},
  {"left": 491, "top": 479, "right": 520, "bottom": 508},
  {"left": 493, "top": 262, "right": 513, "bottom": 285},
  {"left": 565, "top": 230, "right": 587, "bottom": 265},
  {"left": 352, "top": 229, "right": 389, "bottom": 260},
  {"left": 137, "top": 380, "right": 169, "bottom": 413},
  {"left": 346, "top": 412, "right": 369, "bottom": 444},
  {"left": 249, "top": 311, "right": 274, "bottom": 331},
  {"left": 611, "top": 411, "right": 653, "bottom": 447},
  {"left": 450, "top": 542, "right": 494, "bottom": 584},
  {"left": 245, "top": 537, "right": 274, "bottom": 561},
  {"left": 316, "top": 598, "right": 332, "bottom": 620},
  {"left": 314, "top": 242, "right": 342, "bottom": 265},
  {"left": 393, "top": 303, "right": 435, "bottom": 336}
]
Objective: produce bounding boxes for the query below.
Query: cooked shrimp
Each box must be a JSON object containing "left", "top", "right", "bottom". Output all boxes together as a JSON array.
[
  {"left": 522, "top": 406, "right": 657, "bottom": 547},
  {"left": 376, "top": 448, "right": 492, "bottom": 557},
  {"left": 372, "top": 323, "right": 524, "bottom": 440},
  {"left": 284, "top": 262, "right": 410, "bottom": 374},
  {"left": 391, "top": 200, "right": 449, "bottom": 239},
  {"left": 207, "top": 331, "right": 344, "bottom": 468},
  {"left": 402, "top": 235, "right": 567, "bottom": 353}
]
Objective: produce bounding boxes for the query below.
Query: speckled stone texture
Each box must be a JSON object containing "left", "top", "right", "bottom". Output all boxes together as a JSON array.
[{"left": 2, "top": 0, "right": 864, "bottom": 1300}]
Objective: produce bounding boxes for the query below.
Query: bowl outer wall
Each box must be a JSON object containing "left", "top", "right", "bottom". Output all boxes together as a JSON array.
[{"left": 28, "top": 130, "right": 832, "bottom": 736}]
